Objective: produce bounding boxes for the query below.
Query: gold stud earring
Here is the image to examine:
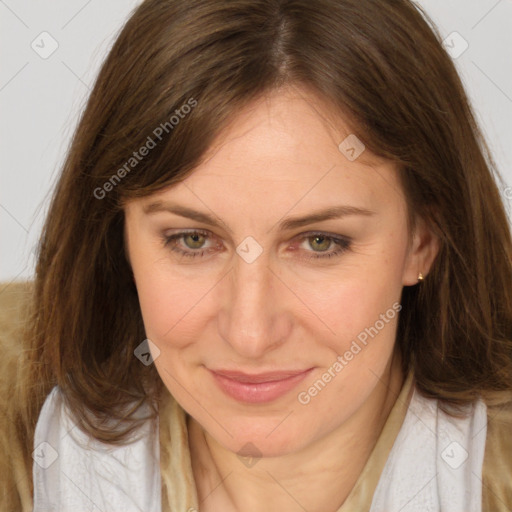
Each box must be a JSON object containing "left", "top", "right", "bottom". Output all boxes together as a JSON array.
[{"left": 417, "top": 272, "right": 424, "bottom": 282}]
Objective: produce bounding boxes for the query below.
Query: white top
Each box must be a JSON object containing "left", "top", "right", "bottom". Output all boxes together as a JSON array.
[
  {"left": 32, "top": 385, "right": 488, "bottom": 512},
  {"left": 370, "top": 388, "right": 488, "bottom": 512},
  {"left": 32, "top": 387, "right": 161, "bottom": 512}
]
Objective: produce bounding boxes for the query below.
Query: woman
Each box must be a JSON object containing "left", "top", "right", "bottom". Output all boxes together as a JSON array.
[{"left": 13, "top": 0, "right": 512, "bottom": 510}]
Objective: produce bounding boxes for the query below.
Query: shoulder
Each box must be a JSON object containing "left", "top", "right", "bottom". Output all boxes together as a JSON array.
[
  {"left": 33, "top": 386, "right": 162, "bottom": 512},
  {"left": 482, "top": 397, "right": 512, "bottom": 511}
]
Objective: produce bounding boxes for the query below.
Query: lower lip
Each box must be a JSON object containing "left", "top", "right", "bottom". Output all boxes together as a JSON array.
[{"left": 210, "top": 369, "right": 314, "bottom": 403}]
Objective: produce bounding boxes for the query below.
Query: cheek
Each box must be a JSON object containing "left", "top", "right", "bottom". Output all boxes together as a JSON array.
[
  {"left": 136, "top": 271, "right": 197, "bottom": 344},
  {"left": 294, "top": 278, "right": 401, "bottom": 421},
  {"left": 299, "top": 254, "right": 403, "bottom": 353},
  {"left": 128, "top": 238, "right": 179, "bottom": 340},
  {"left": 130, "top": 219, "right": 406, "bottom": 358},
  {"left": 133, "top": 253, "right": 219, "bottom": 349},
  {"left": 321, "top": 287, "right": 400, "bottom": 375}
]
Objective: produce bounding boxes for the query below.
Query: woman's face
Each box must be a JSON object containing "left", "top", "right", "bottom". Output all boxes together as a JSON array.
[{"left": 124, "top": 86, "right": 437, "bottom": 457}]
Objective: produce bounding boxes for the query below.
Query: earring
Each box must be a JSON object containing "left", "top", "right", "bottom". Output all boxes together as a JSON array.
[{"left": 417, "top": 272, "right": 424, "bottom": 282}]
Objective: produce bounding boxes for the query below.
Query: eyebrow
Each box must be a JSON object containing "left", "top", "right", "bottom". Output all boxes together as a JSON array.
[{"left": 143, "top": 201, "right": 375, "bottom": 233}]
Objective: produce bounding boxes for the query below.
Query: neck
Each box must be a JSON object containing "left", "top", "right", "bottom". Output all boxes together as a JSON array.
[{"left": 188, "top": 352, "right": 405, "bottom": 512}]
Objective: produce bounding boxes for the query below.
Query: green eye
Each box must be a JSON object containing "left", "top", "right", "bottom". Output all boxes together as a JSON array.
[
  {"left": 182, "top": 233, "right": 207, "bottom": 249},
  {"left": 308, "top": 235, "right": 333, "bottom": 252},
  {"left": 163, "top": 229, "right": 213, "bottom": 259},
  {"left": 163, "top": 230, "right": 351, "bottom": 261},
  {"left": 298, "top": 232, "right": 352, "bottom": 260}
]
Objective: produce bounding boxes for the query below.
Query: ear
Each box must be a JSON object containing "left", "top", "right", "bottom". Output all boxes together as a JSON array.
[{"left": 402, "top": 215, "right": 440, "bottom": 286}]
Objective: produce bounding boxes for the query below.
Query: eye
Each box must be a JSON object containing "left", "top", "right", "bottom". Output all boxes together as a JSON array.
[
  {"left": 179, "top": 232, "right": 206, "bottom": 249},
  {"left": 296, "top": 232, "right": 352, "bottom": 260},
  {"left": 162, "top": 230, "right": 352, "bottom": 261},
  {"left": 163, "top": 229, "right": 219, "bottom": 259}
]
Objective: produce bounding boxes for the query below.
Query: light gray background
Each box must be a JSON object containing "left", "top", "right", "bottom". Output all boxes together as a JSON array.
[{"left": 1, "top": 0, "right": 511, "bottom": 283}]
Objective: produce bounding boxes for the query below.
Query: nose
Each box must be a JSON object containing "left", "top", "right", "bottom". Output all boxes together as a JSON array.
[{"left": 217, "top": 251, "right": 292, "bottom": 359}]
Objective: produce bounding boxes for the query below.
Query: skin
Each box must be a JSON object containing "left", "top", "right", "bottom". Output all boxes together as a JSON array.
[{"left": 124, "top": 85, "right": 439, "bottom": 512}]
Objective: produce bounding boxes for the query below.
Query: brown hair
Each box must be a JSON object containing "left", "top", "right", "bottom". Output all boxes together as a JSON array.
[{"left": 21, "top": 0, "right": 512, "bottom": 445}]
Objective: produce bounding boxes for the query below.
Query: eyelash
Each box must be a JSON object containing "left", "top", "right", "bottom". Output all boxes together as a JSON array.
[{"left": 162, "top": 229, "right": 352, "bottom": 261}]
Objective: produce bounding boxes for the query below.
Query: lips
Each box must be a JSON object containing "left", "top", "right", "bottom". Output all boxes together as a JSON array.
[
  {"left": 209, "top": 367, "right": 314, "bottom": 403},
  {"left": 212, "top": 369, "right": 312, "bottom": 383}
]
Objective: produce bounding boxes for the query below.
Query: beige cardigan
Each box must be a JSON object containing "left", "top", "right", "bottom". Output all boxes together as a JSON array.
[{"left": 2, "top": 281, "right": 512, "bottom": 511}]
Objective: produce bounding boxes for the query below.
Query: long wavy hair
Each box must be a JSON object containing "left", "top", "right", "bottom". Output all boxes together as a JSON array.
[{"left": 18, "top": 0, "right": 512, "bottom": 454}]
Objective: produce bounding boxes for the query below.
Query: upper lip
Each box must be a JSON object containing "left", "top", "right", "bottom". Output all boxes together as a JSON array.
[{"left": 210, "top": 368, "right": 313, "bottom": 383}]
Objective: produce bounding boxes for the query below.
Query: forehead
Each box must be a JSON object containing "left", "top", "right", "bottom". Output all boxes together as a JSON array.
[{"left": 137, "top": 86, "right": 405, "bottom": 220}]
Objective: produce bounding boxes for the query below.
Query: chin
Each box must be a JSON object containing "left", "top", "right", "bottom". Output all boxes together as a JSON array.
[{"left": 211, "top": 417, "right": 309, "bottom": 459}]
